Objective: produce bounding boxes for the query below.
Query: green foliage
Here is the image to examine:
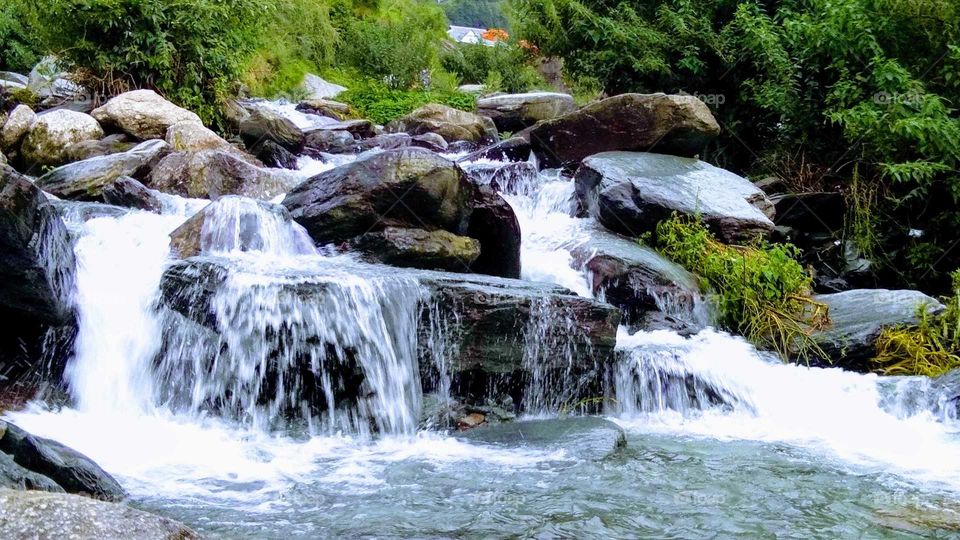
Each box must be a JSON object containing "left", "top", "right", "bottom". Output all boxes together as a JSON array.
[
  {"left": 335, "top": 78, "right": 475, "bottom": 124},
  {"left": 874, "top": 271, "right": 960, "bottom": 377},
  {"left": 649, "top": 214, "right": 829, "bottom": 360},
  {"left": 0, "top": 1, "right": 41, "bottom": 72},
  {"left": 442, "top": 0, "right": 509, "bottom": 29},
  {"left": 440, "top": 42, "right": 546, "bottom": 93},
  {"left": 512, "top": 0, "right": 960, "bottom": 292},
  {"left": 335, "top": 0, "right": 448, "bottom": 89}
]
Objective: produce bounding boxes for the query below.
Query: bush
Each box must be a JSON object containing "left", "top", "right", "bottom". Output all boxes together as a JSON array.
[
  {"left": 648, "top": 214, "right": 829, "bottom": 360},
  {"left": 873, "top": 271, "right": 960, "bottom": 377},
  {"left": 0, "top": 1, "right": 41, "bottom": 73},
  {"left": 335, "top": 77, "right": 476, "bottom": 124},
  {"left": 440, "top": 42, "right": 546, "bottom": 93},
  {"left": 335, "top": 0, "right": 447, "bottom": 90}
]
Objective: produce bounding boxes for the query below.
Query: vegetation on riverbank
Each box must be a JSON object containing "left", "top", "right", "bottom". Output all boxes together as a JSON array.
[
  {"left": 513, "top": 0, "right": 960, "bottom": 294},
  {"left": 0, "top": 0, "right": 548, "bottom": 126},
  {"left": 874, "top": 271, "right": 960, "bottom": 377},
  {"left": 648, "top": 214, "right": 829, "bottom": 361}
]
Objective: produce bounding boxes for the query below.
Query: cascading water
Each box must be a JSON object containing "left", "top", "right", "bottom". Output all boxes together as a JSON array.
[{"left": 7, "top": 150, "right": 960, "bottom": 536}]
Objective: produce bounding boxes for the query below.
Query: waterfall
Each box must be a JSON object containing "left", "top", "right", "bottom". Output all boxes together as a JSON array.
[{"left": 154, "top": 256, "right": 426, "bottom": 435}]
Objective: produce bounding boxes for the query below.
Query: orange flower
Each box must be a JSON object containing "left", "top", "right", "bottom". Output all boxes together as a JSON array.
[{"left": 482, "top": 28, "right": 509, "bottom": 42}]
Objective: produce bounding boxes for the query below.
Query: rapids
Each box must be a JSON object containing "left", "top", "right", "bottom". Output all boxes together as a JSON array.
[{"left": 8, "top": 152, "right": 960, "bottom": 537}]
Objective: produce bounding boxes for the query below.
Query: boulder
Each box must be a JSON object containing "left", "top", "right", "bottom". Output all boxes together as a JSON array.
[
  {"left": 301, "top": 73, "right": 346, "bottom": 100},
  {"left": 0, "top": 421, "right": 124, "bottom": 501},
  {"left": 386, "top": 104, "right": 498, "bottom": 144},
  {"left": 27, "top": 57, "right": 88, "bottom": 108},
  {"left": 0, "top": 452, "right": 63, "bottom": 493},
  {"left": 458, "top": 84, "right": 486, "bottom": 94},
  {"left": 236, "top": 99, "right": 336, "bottom": 151},
  {"left": 811, "top": 289, "right": 945, "bottom": 371},
  {"left": 165, "top": 120, "right": 233, "bottom": 153},
  {"left": 575, "top": 152, "right": 775, "bottom": 243},
  {"left": 37, "top": 140, "right": 170, "bottom": 201},
  {"left": 476, "top": 92, "right": 576, "bottom": 132},
  {"left": 251, "top": 139, "right": 299, "bottom": 169},
  {"left": 91, "top": 89, "right": 201, "bottom": 140},
  {"left": 568, "top": 230, "right": 702, "bottom": 325},
  {"left": 147, "top": 150, "right": 291, "bottom": 200},
  {"left": 0, "top": 489, "right": 200, "bottom": 540},
  {"left": 356, "top": 133, "right": 414, "bottom": 152},
  {"left": 101, "top": 176, "right": 162, "bottom": 213},
  {"left": 297, "top": 98, "right": 350, "bottom": 120},
  {"left": 457, "top": 417, "right": 626, "bottom": 460},
  {"left": 352, "top": 227, "right": 481, "bottom": 271},
  {"left": 0, "top": 165, "right": 76, "bottom": 326},
  {"left": 465, "top": 185, "right": 522, "bottom": 279},
  {"left": 0, "top": 72, "right": 28, "bottom": 95},
  {"left": 302, "top": 127, "right": 357, "bottom": 154},
  {"left": 530, "top": 93, "right": 721, "bottom": 168},
  {"left": 458, "top": 136, "right": 532, "bottom": 163},
  {"left": 168, "top": 196, "right": 313, "bottom": 258},
  {"left": 283, "top": 148, "right": 474, "bottom": 245},
  {"left": 411, "top": 133, "right": 449, "bottom": 153},
  {"left": 63, "top": 134, "right": 136, "bottom": 162},
  {"left": 20, "top": 110, "right": 103, "bottom": 167},
  {"left": 0, "top": 105, "right": 35, "bottom": 152}
]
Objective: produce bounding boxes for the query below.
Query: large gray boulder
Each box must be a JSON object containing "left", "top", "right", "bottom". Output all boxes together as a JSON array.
[
  {"left": 283, "top": 148, "right": 521, "bottom": 277},
  {"left": 476, "top": 92, "right": 576, "bottom": 132},
  {"left": 91, "top": 89, "right": 201, "bottom": 140},
  {"left": 811, "top": 289, "right": 945, "bottom": 371},
  {"left": 301, "top": 73, "right": 346, "bottom": 100},
  {"left": 0, "top": 489, "right": 199, "bottom": 540},
  {"left": 575, "top": 152, "right": 775, "bottom": 243},
  {"left": 0, "top": 166, "right": 76, "bottom": 326},
  {"left": 147, "top": 149, "right": 291, "bottom": 200},
  {"left": 386, "top": 104, "right": 498, "bottom": 144},
  {"left": 20, "top": 110, "right": 103, "bottom": 167},
  {"left": 0, "top": 421, "right": 124, "bottom": 501},
  {"left": 568, "top": 229, "right": 702, "bottom": 325},
  {"left": 283, "top": 147, "right": 474, "bottom": 244},
  {"left": 530, "top": 93, "right": 720, "bottom": 168},
  {"left": 0, "top": 105, "right": 36, "bottom": 153},
  {"left": 102, "top": 176, "right": 162, "bottom": 213},
  {"left": 37, "top": 140, "right": 170, "bottom": 201}
]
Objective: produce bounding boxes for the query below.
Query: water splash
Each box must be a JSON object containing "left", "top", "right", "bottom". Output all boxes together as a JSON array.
[{"left": 196, "top": 196, "right": 317, "bottom": 257}]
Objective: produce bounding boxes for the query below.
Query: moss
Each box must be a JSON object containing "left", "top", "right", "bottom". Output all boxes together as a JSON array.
[{"left": 647, "top": 213, "right": 829, "bottom": 361}]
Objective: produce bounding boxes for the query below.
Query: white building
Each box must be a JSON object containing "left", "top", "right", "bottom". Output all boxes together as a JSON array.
[{"left": 447, "top": 25, "right": 496, "bottom": 46}]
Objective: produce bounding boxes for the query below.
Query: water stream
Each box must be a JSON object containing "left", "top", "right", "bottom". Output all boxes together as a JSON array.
[{"left": 7, "top": 153, "right": 960, "bottom": 537}]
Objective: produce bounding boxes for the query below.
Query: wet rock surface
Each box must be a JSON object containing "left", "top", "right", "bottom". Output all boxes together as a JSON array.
[
  {"left": 0, "top": 489, "right": 199, "bottom": 540},
  {"left": 575, "top": 152, "right": 774, "bottom": 243},
  {"left": 530, "top": 93, "right": 720, "bottom": 168},
  {"left": 457, "top": 417, "right": 627, "bottom": 461}
]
